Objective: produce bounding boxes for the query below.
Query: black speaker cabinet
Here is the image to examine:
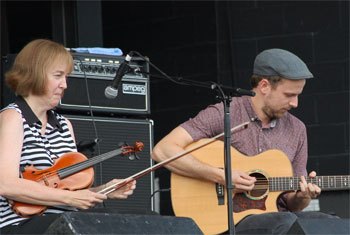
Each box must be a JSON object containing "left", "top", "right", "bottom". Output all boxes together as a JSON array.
[
  {"left": 65, "top": 115, "right": 154, "bottom": 213},
  {"left": 287, "top": 218, "right": 350, "bottom": 234},
  {"left": 58, "top": 53, "right": 150, "bottom": 116},
  {"left": 44, "top": 212, "right": 203, "bottom": 234}
]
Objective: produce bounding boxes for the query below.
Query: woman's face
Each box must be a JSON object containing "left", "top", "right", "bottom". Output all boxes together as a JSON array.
[{"left": 43, "top": 59, "right": 69, "bottom": 109}]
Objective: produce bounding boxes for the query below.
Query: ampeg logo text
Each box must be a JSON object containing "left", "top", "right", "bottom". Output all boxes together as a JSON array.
[{"left": 122, "top": 84, "right": 146, "bottom": 95}]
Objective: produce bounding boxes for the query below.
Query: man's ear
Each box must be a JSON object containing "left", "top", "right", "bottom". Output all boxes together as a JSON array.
[{"left": 258, "top": 78, "right": 271, "bottom": 95}]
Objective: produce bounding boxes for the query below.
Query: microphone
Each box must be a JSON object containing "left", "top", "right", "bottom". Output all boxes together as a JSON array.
[
  {"left": 104, "top": 51, "right": 134, "bottom": 99},
  {"left": 211, "top": 83, "right": 255, "bottom": 97},
  {"left": 233, "top": 88, "right": 255, "bottom": 97}
]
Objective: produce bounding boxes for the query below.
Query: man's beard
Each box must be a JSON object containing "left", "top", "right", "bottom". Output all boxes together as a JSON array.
[{"left": 262, "top": 105, "right": 286, "bottom": 120}]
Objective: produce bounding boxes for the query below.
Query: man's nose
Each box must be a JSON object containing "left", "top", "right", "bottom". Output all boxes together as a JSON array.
[{"left": 289, "top": 96, "right": 298, "bottom": 108}]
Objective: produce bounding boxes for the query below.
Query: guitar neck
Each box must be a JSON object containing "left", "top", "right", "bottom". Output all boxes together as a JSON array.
[{"left": 269, "top": 175, "right": 350, "bottom": 192}]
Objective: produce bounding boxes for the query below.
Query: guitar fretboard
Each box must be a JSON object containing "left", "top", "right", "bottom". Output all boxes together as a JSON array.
[{"left": 269, "top": 175, "right": 350, "bottom": 191}]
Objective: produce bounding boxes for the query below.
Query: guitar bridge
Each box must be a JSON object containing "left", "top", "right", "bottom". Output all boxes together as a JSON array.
[{"left": 216, "top": 183, "right": 225, "bottom": 205}]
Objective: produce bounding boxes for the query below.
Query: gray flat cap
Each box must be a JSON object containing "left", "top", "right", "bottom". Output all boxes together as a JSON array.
[{"left": 253, "top": 48, "right": 313, "bottom": 79}]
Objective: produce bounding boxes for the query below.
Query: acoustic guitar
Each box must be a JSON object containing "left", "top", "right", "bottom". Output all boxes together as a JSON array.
[{"left": 171, "top": 139, "right": 350, "bottom": 235}]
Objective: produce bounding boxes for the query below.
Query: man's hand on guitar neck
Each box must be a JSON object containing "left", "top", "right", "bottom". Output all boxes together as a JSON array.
[
  {"left": 286, "top": 171, "right": 321, "bottom": 212},
  {"left": 298, "top": 171, "right": 321, "bottom": 199}
]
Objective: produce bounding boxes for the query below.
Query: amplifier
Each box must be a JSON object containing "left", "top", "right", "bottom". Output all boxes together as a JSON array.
[{"left": 58, "top": 52, "right": 150, "bottom": 116}]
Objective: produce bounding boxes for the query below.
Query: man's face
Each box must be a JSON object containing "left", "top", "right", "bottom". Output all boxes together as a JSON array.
[{"left": 262, "top": 78, "right": 306, "bottom": 119}]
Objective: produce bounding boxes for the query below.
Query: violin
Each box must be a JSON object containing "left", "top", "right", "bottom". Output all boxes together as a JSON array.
[{"left": 12, "top": 142, "right": 143, "bottom": 217}]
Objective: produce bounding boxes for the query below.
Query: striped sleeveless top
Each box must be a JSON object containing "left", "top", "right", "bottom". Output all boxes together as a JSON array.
[{"left": 0, "top": 96, "right": 77, "bottom": 228}]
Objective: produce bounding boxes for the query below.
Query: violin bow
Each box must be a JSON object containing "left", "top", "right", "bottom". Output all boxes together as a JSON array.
[{"left": 98, "top": 121, "right": 249, "bottom": 195}]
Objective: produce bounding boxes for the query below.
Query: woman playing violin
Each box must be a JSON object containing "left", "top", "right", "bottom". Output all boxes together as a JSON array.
[{"left": 0, "top": 39, "right": 136, "bottom": 234}]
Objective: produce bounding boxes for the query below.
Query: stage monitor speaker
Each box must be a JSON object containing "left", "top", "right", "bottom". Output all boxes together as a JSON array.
[
  {"left": 66, "top": 115, "right": 155, "bottom": 213},
  {"left": 58, "top": 52, "right": 150, "bottom": 116},
  {"left": 287, "top": 218, "right": 350, "bottom": 234},
  {"left": 44, "top": 212, "right": 203, "bottom": 234}
]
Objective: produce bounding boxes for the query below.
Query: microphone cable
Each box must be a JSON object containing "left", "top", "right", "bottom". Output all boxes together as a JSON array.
[{"left": 74, "top": 57, "right": 104, "bottom": 200}]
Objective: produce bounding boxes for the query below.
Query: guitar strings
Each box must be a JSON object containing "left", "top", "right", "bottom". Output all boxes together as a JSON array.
[{"left": 249, "top": 176, "right": 350, "bottom": 191}]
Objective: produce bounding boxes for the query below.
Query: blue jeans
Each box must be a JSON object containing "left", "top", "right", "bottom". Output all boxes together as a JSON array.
[{"left": 235, "top": 211, "right": 338, "bottom": 234}]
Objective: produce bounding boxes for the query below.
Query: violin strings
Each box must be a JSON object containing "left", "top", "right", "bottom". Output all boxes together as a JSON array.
[
  {"left": 59, "top": 148, "right": 124, "bottom": 176},
  {"left": 28, "top": 148, "right": 126, "bottom": 183}
]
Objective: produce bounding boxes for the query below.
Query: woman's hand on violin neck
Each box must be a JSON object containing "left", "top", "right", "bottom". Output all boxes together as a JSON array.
[
  {"left": 106, "top": 179, "right": 136, "bottom": 199},
  {"left": 68, "top": 189, "right": 107, "bottom": 210}
]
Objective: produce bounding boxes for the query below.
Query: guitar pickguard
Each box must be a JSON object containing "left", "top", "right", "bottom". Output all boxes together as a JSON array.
[{"left": 232, "top": 193, "right": 267, "bottom": 212}]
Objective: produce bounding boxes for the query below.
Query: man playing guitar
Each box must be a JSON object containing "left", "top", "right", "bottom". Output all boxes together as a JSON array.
[{"left": 151, "top": 49, "right": 338, "bottom": 234}]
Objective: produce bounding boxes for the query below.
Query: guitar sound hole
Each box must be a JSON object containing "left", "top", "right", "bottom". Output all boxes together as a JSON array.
[{"left": 249, "top": 172, "right": 268, "bottom": 198}]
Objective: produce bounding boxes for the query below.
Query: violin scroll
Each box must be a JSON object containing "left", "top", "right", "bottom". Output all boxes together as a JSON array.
[
  {"left": 120, "top": 142, "right": 144, "bottom": 157},
  {"left": 134, "top": 142, "right": 144, "bottom": 152}
]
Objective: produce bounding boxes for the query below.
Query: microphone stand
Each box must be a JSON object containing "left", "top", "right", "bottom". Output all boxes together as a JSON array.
[
  {"left": 129, "top": 51, "right": 255, "bottom": 235},
  {"left": 213, "top": 83, "right": 236, "bottom": 235}
]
